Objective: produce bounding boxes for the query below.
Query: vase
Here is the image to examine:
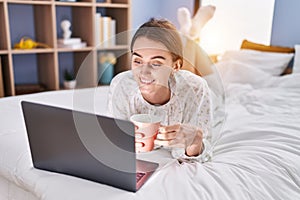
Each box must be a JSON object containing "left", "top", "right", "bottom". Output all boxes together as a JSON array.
[
  {"left": 63, "top": 80, "right": 77, "bottom": 89},
  {"left": 98, "top": 62, "right": 114, "bottom": 85}
]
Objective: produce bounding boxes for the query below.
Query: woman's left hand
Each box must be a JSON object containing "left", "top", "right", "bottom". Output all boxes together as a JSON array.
[{"left": 154, "top": 124, "right": 204, "bottom": 156}]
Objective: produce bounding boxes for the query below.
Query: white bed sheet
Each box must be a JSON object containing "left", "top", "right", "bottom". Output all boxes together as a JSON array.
[
  {"left": 1, "top": 75, "right": 300, "bottom": 199},
  {"left": 0, "top": 176, "right": 38, "bottom": 200}
]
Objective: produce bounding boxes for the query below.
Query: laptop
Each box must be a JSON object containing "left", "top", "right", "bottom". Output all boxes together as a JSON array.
[{"left": 21, "top": 101, "right": 159, "bottom": 192}]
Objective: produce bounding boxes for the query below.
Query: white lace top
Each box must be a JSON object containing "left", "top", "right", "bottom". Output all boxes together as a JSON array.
[{"left": 107, "top": 70, "right": 213, "bottom": 162}]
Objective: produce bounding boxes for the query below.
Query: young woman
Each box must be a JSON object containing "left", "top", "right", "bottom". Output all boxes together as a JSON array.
[{"left": 108, "top": 18, "right": 212, "bottom": 162}]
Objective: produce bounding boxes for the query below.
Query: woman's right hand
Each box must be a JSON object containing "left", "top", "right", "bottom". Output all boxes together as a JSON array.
[{"left": 154, "top": 124, "right": 204, "bottom": 157}]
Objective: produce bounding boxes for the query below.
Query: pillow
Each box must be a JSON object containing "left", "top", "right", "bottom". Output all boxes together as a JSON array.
[
  {"left": 219, "top": 49, "right": 294, "bottom": 76},
  {"left": 241, "top": 39, "right": 294, "bottom": 75},
  {"left": 241, "top": 39, "right": 294, "bottom": 53},
  {"left": 215, "top": 60, "right": 274, "bottom": 88},
  {"left": 292, "top": 44, "right": 300, "bottom": 73}
]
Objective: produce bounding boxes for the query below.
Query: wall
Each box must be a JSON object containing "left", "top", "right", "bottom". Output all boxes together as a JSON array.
[
  {"left": 159, "top": 0, "right": 194, "bottom": 29},
  {"left": 271, "top": 0, "right": 300, "bottom": 47},
  {"left": 131, "top": 0, "right": 194, "bottom": 30},
  {"left": 131, "top": 0, "right": 161, "bottom": 30},
  {"left": 200, "top": 0, "right": 275, "bottom": 54}
]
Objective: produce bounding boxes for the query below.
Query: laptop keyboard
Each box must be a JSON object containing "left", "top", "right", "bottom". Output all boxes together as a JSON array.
[{"left": 136, "top": 172, "right": 146, "bottom": 183}]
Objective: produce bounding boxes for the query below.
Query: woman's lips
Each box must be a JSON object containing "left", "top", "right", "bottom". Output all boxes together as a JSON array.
[{"left": 140, "top": 77, "right": 155, "bottom": 85}]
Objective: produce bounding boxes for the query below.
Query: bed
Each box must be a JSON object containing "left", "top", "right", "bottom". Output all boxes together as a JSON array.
[{"left": 1, "top": 44, "right": 300, "bottom": 199}]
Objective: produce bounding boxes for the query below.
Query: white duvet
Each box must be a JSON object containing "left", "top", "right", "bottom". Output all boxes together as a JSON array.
[{"left": 0, "top": 70, "right": 300, "bottom": 199}]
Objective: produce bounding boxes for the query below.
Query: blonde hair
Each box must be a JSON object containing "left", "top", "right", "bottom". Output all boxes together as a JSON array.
[{"left": 130, "top": 18, "right": 183, "bottom": 67}]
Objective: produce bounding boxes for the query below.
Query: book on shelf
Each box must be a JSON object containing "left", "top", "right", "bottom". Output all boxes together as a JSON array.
[
  {"left": 57, "top": 42, "right": 87, "bottom": 49},
  {"left": 94, "top": 14, "right": 117, "bottom": 48},
  {"left": 94, "top": 13, "right": 101, "bottom": 47},
  {"left": 109, "top": 19, "right": 116, "bottom": 46},
  {"left": 58, "top": 38, "right": 82, "bottom": 45},
  {"left": 102, "top": 16, "right": 111, "bottom": 47},
  {"left": 57, "top": 37, "right": 86, "bottom": 49}
]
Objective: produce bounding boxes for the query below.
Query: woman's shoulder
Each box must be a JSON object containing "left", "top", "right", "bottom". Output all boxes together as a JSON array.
[
  {"left": 111, "top": 70, "right": 133, "bottom": 81},
  {"left": 176, "top": 70, "right": 207, "bottom": 85},
  {"left": 109, "top": 70, "right": 138, "bottom": 99},
  {"left": 110, "top": 70, "right": 135, "bottom": 87},
  {"left": 173, "top": 70, "right": 209, "bottom": 95}
]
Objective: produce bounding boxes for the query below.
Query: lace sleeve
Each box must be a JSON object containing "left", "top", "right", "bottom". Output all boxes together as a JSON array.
[
  {"left": 107, "top": 73, "right": 131, "bottom": 120},
  {"left": 174, "top": 75, "right": 213, "bottom": 162}
]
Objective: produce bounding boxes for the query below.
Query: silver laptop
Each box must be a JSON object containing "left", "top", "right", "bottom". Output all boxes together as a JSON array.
[{"left": 21, "top": 101, "right": 158, "bottom": 192}]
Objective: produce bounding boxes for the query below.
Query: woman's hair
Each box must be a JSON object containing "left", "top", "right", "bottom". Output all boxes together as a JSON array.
[{"left": 130, "top": 18, "right": 183, "bottom": 67}]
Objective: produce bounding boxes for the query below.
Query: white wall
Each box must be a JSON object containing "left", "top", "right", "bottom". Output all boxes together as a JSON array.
[{"left": 200, "top": 0, "right": 275, "bottom": 54}]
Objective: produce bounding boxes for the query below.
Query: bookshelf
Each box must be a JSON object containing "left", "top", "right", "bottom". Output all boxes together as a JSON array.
[
  {"left": 0, "top": 57, "right": 4, "bottom": 97},
  {"left": 0, "top": 0, "right": 131, "bottom": 97}
]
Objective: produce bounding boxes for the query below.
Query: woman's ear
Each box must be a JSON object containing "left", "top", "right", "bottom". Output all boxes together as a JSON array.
[{"left": 173, "top": 60, "right": 181, "bottom": 71}]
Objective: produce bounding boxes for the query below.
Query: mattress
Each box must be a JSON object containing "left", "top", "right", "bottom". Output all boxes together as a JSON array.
[{"left": 0, "top": 74, "right": 300, "bottom": 199}]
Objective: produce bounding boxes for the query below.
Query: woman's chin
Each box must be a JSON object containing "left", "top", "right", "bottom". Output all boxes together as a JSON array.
[
  {"left": 139, "top": 86, "right": 152, "bottom": 93},
  {"left": 139, "top": 83, "right": 155, "bottom": 94}
]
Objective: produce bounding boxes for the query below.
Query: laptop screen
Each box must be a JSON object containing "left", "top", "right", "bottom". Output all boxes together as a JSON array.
[{"left": 22, "top": 101, "right": 139, "bottom": 192}]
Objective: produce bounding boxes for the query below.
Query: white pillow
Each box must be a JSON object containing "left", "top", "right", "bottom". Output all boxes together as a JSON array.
[
  {"left": 219, "top": 49, "right": 294, "bottom": 76},
  {"left": 292, "top": 44, "right": 300, "bottom": 73},
  {"left": 215, "top": 60, "right": 274, "bottom": 88}
]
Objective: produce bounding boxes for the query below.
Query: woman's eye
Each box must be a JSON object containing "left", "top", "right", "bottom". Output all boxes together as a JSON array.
[
  {"left": 151, "top": 62, "right": 162, "bottom": 68},
  {"left": 133, "top": 60, "right": 142, "bottom": 65}
]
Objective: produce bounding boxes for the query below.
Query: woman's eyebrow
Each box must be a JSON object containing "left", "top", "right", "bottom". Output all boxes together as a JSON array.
[
  {"left": 132, "top": 52, "right": 166, "bottom": 60},
  {"left": 132, "top": 52, "right": 142, "bottom": 58},
  {"left": 151, "top": 56, "right": 166, "bottom": 60}
]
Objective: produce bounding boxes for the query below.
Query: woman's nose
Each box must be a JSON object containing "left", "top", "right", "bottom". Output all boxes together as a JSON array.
[{"left": 140, "top": 64, "right": 152, "bottom": 74}]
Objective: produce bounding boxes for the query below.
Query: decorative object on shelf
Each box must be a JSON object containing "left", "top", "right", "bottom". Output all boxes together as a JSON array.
[
  {"left": 61, "top": 19, "right": 72, "bottom": 40},
  {"left": 63, "top": 69, "right": 77, "bottom": 89},
  {"left": 57, "top": 20, "right": 87, "bottom": 49},
  {"left": 14, "top": 37, "right": 50, "bottom": 49},
  {"left": 98, "top": 52, "right": 116, "bottom": 85}
]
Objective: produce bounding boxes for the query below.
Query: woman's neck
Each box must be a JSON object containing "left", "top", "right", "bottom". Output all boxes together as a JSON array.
[{"left": 142, "top": 86, "right": 171, "bottom": 106}]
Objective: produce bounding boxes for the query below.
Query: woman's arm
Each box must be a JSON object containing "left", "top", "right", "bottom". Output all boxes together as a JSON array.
[
  {"left": 155, "top": 75, "right": 213, "bottom": 162},
  {"left": 107, "top": 72, "right": 131, "bottom": 119}
]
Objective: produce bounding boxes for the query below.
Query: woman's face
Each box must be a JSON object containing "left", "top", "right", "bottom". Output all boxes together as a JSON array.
[{"left": 131, "top": 37, "right": 177, "bottom": 99}]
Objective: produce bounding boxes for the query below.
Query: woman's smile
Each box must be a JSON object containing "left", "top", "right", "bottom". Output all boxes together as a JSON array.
[{"left": 140, "top": 76, "right": 155, "bottom": 85}]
